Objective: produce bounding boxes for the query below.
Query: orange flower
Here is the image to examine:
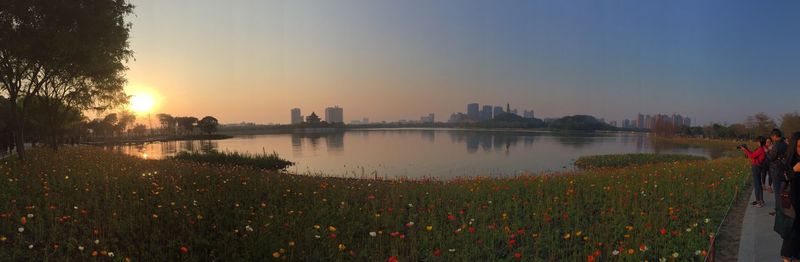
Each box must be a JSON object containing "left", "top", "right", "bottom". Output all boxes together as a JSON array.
[{"left": 180, "top": 246, "right": 189, "bottom": 254}]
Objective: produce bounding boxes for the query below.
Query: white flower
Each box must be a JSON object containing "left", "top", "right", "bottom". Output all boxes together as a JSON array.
[
  {"left": 28, "top": 244, "right": 33, "bottom": 249},
  {"left": 78, "top": 246, "right": 85, "bottom": 251},
  {"left": 612, "top": 250, "right": 620, "bottom": 255},
  {"left": 17, "top": 227, "right": 24, "bottom": 233},
  {"left": 448, "top": 249, "right": 456, "bottom": 252},
  {"left": 245, "top": 225, "right": 254, "bottom": 232},
  {"left": 108, "top": 252, "right": 115, "bottom": 257},
  {"left": 408, "top": 203, "right": 414, "bottom": 208},
  {"left": 94, "top": 239, "right": 100, "bottom": 244},
  {"left": 488, "top": 201, "right": 492, "bottom": 204},
  {"left": 695, "top": 250, "right": 701, "bottom": 255},
  {"left": 672, "top": 252, "right": 680, "bottom": 258},
  {"left": 26, "top": 214, "right": 33, "bottom": 219},
  {"left": 686, "top": 228, "right": 692, "bottom": 232},
  {"left": 659, "top": 258, "right": 667, "bottom": 262},
  {"left": 407, "top": 221, "right": 414, "bottom": 226},
  {"left": 314, "top": 235, "right": 321, "bottom": 239},
  {"left": 704, "top": 218, "right": 711, "bottom": 223},
  {"left": 369, "top": 232, "right": 377, "bottom": 237}
]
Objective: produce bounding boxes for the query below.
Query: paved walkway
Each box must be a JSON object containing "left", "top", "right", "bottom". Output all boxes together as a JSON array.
[{"left": 738, "top": 188, "right": 783, "bottom": 261}]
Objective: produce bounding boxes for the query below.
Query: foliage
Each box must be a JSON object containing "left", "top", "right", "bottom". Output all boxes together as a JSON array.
[
  {"left": 198, "top": 116, "right": 219, "bottom": 135},
  {"left": 781, "top": 112, "right": 800, "bottom": 135},
  {"left": 0, "top": 148, "right": 748, "bottom": 261},
  {"left": 0, "top": 0, "right": 134, "bottom": 159},
  {"left": 547, "top": 115, "right": 615, "bottom": 131},
  {"left": 574, "top": 154, "right": 707, "bottom": 169},
  {"left": 172, "top": 150, "right": 294, "bottom": 171}
]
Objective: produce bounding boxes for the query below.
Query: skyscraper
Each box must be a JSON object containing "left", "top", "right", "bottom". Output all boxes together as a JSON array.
[
  {"left": 523, "top": 110, "right": 535, "bottom": 119},
  {"left": 325, "top": 106, "right": 344, "bottom": 124},
  {"left": 467, "top": 103, "right": 479, "bottom": 120},
  {"left": 493, "top": 106, "right": 504, "bottom": 118},
  {"left": 290, "top": 108, "right": 303, "bottom": 124},
  {"left": 481, "top": 105, "right": 493, "bottom": 121},
  {"left": 637, "top": 114, "right": 645, "bottom": 129}
]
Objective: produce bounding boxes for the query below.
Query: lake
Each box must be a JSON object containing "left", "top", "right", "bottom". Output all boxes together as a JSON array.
[{"left": 107, "top": 129, "right": 724, "bottom": 179}]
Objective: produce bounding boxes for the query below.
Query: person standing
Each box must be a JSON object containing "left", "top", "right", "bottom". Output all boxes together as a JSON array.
[
  {"left": 769, "top": 129, "right": 789, "bottom": 211},
  {"left": 766, "top": 138, "right": 775, "bottom": 193},
  {"left": 741, "top": 136, "right": 768, "bottom": 207},
  {"left": 780, "top": 132, "right": 800, "bottom": 261}
]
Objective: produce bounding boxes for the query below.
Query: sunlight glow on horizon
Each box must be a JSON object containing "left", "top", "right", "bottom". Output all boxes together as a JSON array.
[{"left": 129, "top": 94, "right": 155, "bottom": 115}]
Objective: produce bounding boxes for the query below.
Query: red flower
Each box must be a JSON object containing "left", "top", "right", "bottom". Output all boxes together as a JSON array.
[
  {"left": 468, "top": 227, "right": 476, "bottom": 234},
  {"left": 387, "top": 256, "right": 399, "bottom": 262},
  {"left": 660, "top": 228, "right": 667, "bottom": 235},
  {"left": 433, "top": 249, "right": 441, "bottom": 257},
  {"left": 329, "top": 233, "right": 337, "bottom": 239},
  {"left": 514, "top": 252, "right": 522, "bottom": 259},
  {"left": 367, "top": 195, "right": 376, "bottom": 200},
  {"left": 447, "top": 214, "right": 456, "bottom": 221},
  {"left": 592, "top": 250, "right": 602, "bottom": 257},
  {"left": 179, "top": 246, "right": 189, "bottom": 254},
  {"left": 587, "top": 255, "right": 595, "bottom": 262}
]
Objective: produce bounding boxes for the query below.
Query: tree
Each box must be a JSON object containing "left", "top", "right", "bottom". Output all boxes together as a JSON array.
[
  {"left": 116, "top": 111, "right": 136, "bottom": 136},
  {"left": 25, "top": 96, "right": 84, "bottom": 149},
  {"left": 0, "top": 0, "right": 134, "bottom": 160},
  {"left": 131, "top": 124, "right": 147, "bottom": 136},
  {"left": 781, "top": 112, "right": 800, "bottom": 134},
  {"left": 157, "top": 113, "right": 176, "bottom": 134},
  {"left": 745, "top": 113, "right": 776, "bottom": 138},
  {"left": 175, "top": 117, "right": 198, "bottom": 135},
  {"left": 198, "top": 116, "right": 219, "bottom": 135}
]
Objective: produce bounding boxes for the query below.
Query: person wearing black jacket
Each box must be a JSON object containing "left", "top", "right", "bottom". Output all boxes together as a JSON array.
[
  {"left": 780, "top": 132, "right": 800, "bottom": 261},
  {"left": 770, "top": 129, "right": 789, "bottom": 209}
]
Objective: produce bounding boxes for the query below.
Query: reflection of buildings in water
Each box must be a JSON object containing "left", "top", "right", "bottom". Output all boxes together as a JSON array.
[
  {"left": 448, "top": 131, "right": 536, "bottom": 154},
  {"left": 326, "top": 132, "right": 345, "bottom": 153},
  {"left": 420, "top": 130, "right": 435, "bottom": 143},
  {"left": 199, "top": 140, "right": 217, "bottom": 153},
  {"left": 161, "top": 141, "right": 178, "bottom": 157},
  {"left": 292, "top": 132, "right": 345, "bottom": 153},
  {"left": 181, "top": 140, "right": 196, "bottom": 152},
  {"left": 480, "top": 134, "right": 492, "bottom": 152}
]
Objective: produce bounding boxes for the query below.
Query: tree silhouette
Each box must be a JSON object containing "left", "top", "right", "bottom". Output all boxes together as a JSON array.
[
  {"left": 175, "top": 117, "right": 198, "bottom": 135},
  {"left": 198, "top": 116, "right": 219, "bottom": 135},
  {"left": 0, "top": 0, "right": 134, "bottom": 160},
  {"left": 157, "top": 113, "right": 176, "bottom": 134}
]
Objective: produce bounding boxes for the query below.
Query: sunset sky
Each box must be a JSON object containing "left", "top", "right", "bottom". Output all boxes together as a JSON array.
[{"left": 125, "top": 0, "right": 800, "bottom": 125}]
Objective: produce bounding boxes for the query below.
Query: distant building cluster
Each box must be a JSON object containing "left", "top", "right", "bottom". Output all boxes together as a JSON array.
[
  {"left": 620, "top": 113, "right": 692, "bottom": 129},
  {"left": 290, "top": 106, "right": 345, "bottom": 124},
  {"left": 449, "top": 103, "right": 533, "bottom": 123}
]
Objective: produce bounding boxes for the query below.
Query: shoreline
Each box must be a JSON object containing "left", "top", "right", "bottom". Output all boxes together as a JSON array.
[{"left": 83, "top": 134, "right": 233, "bottom": 145}]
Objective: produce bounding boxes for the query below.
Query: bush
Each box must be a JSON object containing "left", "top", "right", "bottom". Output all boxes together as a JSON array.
[{"left": 172, "top": 150, "right": 294, "bottom": 170}]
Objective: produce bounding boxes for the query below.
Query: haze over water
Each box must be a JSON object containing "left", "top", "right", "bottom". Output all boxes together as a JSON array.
[{"left": 112, "top": 129, "right": 722, "bottom": 179}]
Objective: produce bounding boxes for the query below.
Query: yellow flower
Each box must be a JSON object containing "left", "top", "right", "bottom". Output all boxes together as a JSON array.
[
  {"left": 426, "top": 225, "right": 433, "bottom": 231},
  {"left": 563, "top": 233, "right": 571, "bottom": 240},
  {"left": 288, "top": 241, "right": 295, "bottom": 247},
  {"left": 575, "top": 231, "right": 582, "bottom": 236},
  {"left": 338, "top": 244, "right": 346, "bottom": 251},
  {"left": 313, "top": 225, "right": 321, "bottom": 229},
  {"left": 328, "top": 226, "right": 337, "bottom": 232}
]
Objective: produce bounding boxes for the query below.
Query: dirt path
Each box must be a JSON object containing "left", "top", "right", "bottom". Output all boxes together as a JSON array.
[{"left": 713, "top": 183, "right": 752, "bottom": 261}]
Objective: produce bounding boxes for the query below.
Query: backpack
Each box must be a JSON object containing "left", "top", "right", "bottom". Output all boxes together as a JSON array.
[{"left": 775, "top": 174, "right": 796, "bottom": 239}]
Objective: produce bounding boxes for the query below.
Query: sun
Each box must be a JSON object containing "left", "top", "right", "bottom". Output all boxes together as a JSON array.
[{"left": 129, "top": 94, "right": 155, "bottom": 114}]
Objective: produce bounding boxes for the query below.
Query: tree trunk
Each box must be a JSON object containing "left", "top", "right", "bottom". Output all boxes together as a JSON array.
[{"left": 9, "top": 103, "right": 26, "bottom": 160}]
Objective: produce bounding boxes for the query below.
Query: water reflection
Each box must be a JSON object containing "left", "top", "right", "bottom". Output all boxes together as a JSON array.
[{"left": 106, "top": 129, "right": 724, "bottom": 179}]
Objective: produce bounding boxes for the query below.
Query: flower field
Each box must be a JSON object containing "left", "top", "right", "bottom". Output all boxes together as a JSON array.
[{"left": 0, "top": 147, "right": 748, "bottom": 261}]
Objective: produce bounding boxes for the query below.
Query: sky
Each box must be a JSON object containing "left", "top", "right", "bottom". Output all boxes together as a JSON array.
[{"left": 124, "top": 0, "right": 800, "bottom": 125}]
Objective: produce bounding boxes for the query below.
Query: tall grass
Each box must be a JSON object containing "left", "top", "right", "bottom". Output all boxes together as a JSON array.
[
  {"left": 171, "top": 149, "right": 294, "bottom": 171},
  {"left": 0, "top": 148, "right": 748, "bottom": 261},
  {"left": 574, "top": 153, "right": 707, "bottom": 169}
]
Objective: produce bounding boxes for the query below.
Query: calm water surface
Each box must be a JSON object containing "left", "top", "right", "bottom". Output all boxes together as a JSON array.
[{"left": 107, "top": 129, "right": 723, "bottom": 179}]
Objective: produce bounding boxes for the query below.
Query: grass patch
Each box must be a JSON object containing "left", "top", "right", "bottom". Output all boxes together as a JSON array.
[
  {"left": 574, "top": 153, "right": 708, "bottom": 169},
  {"left": 172, "top": 150, "right": 294, "bottom": 170},
  {"left": 0, "top": 148, "right": 748, "bottom": 260}
]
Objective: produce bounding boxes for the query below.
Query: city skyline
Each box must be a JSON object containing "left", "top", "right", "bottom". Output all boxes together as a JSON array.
[{"left": 124, "top": 0, "right": 799, "bottom": 125}]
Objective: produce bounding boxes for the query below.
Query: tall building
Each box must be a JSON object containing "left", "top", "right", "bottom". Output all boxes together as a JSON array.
[
  {"left": 467, "top": 103, "right": 480, "bottom": 120},
  {"left": 683, "top": 117, "right": 692, "bottom": 127},
  {"left": 421, "top": 113, "right": 435, "bottom": 123},
  {"left": 481, "top": 105, "right": 493, "bottom": 121},
  {"left": 325, "top": 106, "right": 344, "bottom": 124},
  {"left": 493, "top": 106, "right": 504, "bottom": 118},
  {"left": 290, "top": 108, "right": 303, "bottom": 124},
  {"left": 523, "top": 110, "right": 535, "bottom": 119},
  {"left": 637, "top": 114, "right": 645, "bottom": 129}
]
